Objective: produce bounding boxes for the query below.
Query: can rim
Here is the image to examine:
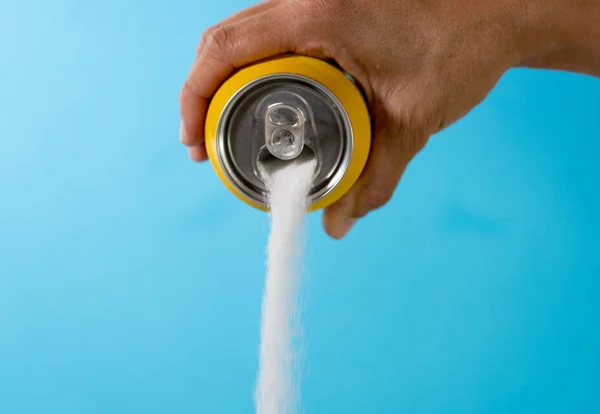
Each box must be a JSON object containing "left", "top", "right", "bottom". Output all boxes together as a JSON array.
[{"left": 216, "top": 73, "right": 353, "bottom": 209}]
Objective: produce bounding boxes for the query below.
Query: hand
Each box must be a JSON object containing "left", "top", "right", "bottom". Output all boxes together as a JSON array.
[{"left": 180, "top": 0, "right": 600, "bottom": 239}]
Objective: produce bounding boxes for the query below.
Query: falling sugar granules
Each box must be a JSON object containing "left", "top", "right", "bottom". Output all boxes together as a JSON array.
[{"left": 255, "top": 159, "right": 316, "bottom": 414}]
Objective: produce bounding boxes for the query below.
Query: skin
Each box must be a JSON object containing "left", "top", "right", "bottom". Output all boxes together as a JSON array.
[{"left": 179, "top": 0, "right": 600, "bottom": 239}]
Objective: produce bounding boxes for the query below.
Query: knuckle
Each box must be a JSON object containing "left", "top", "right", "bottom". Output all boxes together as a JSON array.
[
  {"left": 197, "top": 24, "right": 217, "bottom": 54},
  {"left": 387, "top": 111, "right": 430, "bottom": 157},
  {"left": 376, "top": 114, "right": 426, "bottom": 159},
  {"left": 397, "top": 125, "right": 428, "bottom": 156},
  {"left": 180, "top": 79, "right": 198, "bottom": 104},
  {"left": 362, "top": 185, "right": 394, "bottom": 213},
  {"left": 202, "top": 24, "right": 234, "bottom": 60}
]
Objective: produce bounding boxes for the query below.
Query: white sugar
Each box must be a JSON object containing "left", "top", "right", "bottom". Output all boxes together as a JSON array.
[{"left": 255, "top": 159, "right": 316, "bottom": 414}]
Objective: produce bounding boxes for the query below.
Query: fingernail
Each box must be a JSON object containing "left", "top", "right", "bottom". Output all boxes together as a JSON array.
[
  {"left": 179, "top": 121, "right": 188, "bottom": 144},
  {"left": 335, "top": 218, "right": 357, "bottom": 239}
]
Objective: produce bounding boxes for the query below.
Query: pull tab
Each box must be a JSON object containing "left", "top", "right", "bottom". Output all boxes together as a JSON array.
[{"left": 264, "top": 103, "right": 304, "bottom": 160}]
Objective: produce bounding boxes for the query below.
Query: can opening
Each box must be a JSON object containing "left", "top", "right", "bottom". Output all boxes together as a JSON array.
[{"left": 257, "top": 145, "right": 317, "bottom": 179}]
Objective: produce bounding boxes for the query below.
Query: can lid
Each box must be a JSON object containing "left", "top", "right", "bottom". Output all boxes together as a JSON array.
[
  {"left": 217, "top": 73, "right": 352, "bottom": 208},
  {"left": 205, "top": 56, "right": 371, "bottom": 212}
]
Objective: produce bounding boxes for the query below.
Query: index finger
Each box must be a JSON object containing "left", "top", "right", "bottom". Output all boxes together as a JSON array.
[{"left": 179, "top": 4, "right": 296, "bottom": 150}]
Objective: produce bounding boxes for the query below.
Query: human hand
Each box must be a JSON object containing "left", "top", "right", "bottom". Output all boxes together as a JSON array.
[{"left": 180, "top": 0, "right": 600, "bottom": 239}]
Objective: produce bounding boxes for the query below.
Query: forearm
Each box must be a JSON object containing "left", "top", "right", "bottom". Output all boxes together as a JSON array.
[{"left": 518, "top": 0, "right": 600, "bottom": 77}]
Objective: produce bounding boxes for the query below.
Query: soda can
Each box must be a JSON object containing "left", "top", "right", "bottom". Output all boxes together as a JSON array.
[{"left": 205, "top": 55, "right": 371, "bottom": 211}]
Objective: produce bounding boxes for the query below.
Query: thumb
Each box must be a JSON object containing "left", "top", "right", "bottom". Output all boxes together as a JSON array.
[{"left": 323, "top": 112, "right": 426, "bottom": 239}]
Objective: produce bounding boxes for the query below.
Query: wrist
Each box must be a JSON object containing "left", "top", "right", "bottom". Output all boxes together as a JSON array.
[{"left": 517, "top": 0, "right": 600, "bottom": 77}]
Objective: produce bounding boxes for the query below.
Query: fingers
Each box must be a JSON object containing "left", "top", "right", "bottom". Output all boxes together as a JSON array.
[
  {"left": 194, "top": 1, "right": 279, "bottom": 59},
  {"left": 181, "top": 0, "right": 281, "bottom": 157},
  {"left": 180, "top": 2, "right": 296, "bottom": 153},
  {"left": 323, "top": 112, "right": 427, "bottom": 239},
  {"left": 188, "top": 144, "right": 208, "bottom": 162}
]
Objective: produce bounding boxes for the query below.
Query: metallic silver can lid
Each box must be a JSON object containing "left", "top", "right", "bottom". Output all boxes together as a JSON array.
[{"left": 216, "top": 73, "right": 353, "bottom": 208}]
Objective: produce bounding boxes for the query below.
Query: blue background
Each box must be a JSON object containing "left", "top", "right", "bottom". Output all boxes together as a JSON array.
[{"left": 1, "top": 1, "right": 599, "bottom": 413}]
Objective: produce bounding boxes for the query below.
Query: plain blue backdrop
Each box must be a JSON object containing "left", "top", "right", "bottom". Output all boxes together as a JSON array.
[{"left": 1, "top": 1, "right": 599, "bottom": 413}]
